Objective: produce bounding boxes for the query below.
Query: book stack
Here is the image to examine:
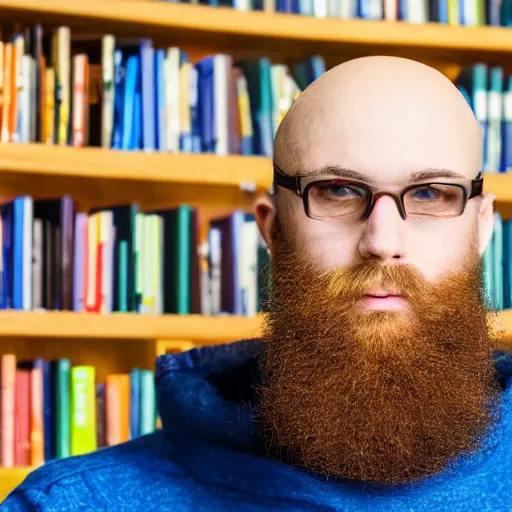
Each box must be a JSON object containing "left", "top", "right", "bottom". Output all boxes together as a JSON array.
[
  {"left": 456, "top": 64, "right": 512, "bottom": 174},
  {"left": 0, "top": 354, "right": 156, "bottom": 468},
  {"left": 0, "top": 25, "right": 324, "bottom": 157},
  {"left": 0, "top": 197, "right": 269, "bottom": 317},
  {"left": 154, "top": 0, "right": 511, "bottom": 26}
]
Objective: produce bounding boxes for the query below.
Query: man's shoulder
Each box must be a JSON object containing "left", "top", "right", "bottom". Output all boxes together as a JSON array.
[{"left": 1, "top": 431, "right": 190, "bottom": 511}]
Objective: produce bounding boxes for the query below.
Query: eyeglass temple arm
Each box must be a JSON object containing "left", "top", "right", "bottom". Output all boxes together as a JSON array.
[
  {"left": 273, "top": 165, "right": 302, "bottom": 195},
  {"left": 469, "top": 172, "right": 484, "bottom": 199}
]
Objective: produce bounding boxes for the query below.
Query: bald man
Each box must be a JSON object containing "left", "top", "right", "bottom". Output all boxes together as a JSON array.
[{"left": 4, "top": 56, "right": 512, "bottom": 511}]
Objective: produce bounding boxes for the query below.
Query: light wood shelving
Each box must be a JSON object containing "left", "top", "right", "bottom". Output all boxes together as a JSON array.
[
  {"left": 0, "top": 468, "right": 34, "bottom": 501},
  {"left": 0, "top": 0, "right": 512, "bottom": 66},
  {"left": 0, "top": 144, "right": 271, "bottom": 211},
  {"left": 0, "top": 310, "right": 263, "bottom": 343}
]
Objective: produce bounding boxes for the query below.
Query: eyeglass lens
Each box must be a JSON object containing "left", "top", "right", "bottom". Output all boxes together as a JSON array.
[{"left": 306, "top": 181, "right": 466, "bottom": 219}]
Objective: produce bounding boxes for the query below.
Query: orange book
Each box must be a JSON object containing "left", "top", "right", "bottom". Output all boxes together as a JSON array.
[
  {"left": 1, "top": 354, "right": 16, "bottom": 467},
  {"left": 14, "top": 370, "right": 31, "bottom": 467},
  {"left": 1, "top": 43, "right": 13, "bottom": 143},
  {"left": 105, "top": 374, "right": 130, "bottom": 446},
  {"left": 72, "top": 54, "right": 88, "bottom": 147},
  {"left": 30, "top": 365, "right": 45, "bottom": 467}
]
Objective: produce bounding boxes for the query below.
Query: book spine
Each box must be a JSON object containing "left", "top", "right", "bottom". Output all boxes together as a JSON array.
[{"left": 1, "top": 354, "right": 16, "bottom": 467}]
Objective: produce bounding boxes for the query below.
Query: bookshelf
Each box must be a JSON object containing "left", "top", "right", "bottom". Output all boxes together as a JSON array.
[
  {"left": 2, "top": 0, "right": 512, "bottom": 504},
  {"left": 0, "top": 310, "right": 263, "bottom": 342},
  {"left": 0, "top": 468, "right": 33, "bottom": 501},
  {"left": 1, "top": 0, "right": 512, "bottom": 66}
]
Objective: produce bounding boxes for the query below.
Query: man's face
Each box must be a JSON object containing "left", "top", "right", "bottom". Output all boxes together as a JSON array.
[{"left": 273, "top": 76, "right": 485, "bottom": 287}]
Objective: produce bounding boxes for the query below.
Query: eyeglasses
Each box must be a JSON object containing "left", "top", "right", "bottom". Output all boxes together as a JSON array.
[{"left": 271, "top": 165, "right": 484, "bottom": 221}]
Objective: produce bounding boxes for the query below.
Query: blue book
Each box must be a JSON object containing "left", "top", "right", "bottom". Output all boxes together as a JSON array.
[
  {"left": 189, "top": 65, "right": 201, "bottom": 153},
  {"left": 493, "top": 212, "right": 504, "bottom": 310},
  {"left": 459, "top": 0, "right": 465, "bottom": 24},
  {"left": 132, "top": 59, "right": 143, "bottom": 151},
  {"left": 155, "top": 49, "right": 166, "bottom": 152},
  {"left": 488, "top": 0, "right": 501, "bottom": 25},
  {"left": 398, "top": 0, "right": 407, "bottom": 20},
  {"left": 501, "top": 75, "right": 512, "bottom": 172},
  {"left": 0, "top": 202, "right": 13, "bottom": 309},
  {"left": 112, "top": 49, "right": 125, "bottom": 150},
  {"left": 130, "top": 368, "right": 141, "bottom": 439},
  {"left": 502, "top": 0, "right": 512, "bottom": 26},
  {"left": 13, "top": 196, "right": 24, "bottom": 310},
  {"left": 195, "top": 57, "right": 215, "bottom": 153},
  {"left": 140, "top": 39, "right": 156, "bottom": 151},
  {"left": 41, "top": 359, "right": 53, "bottom": 461},
  {"left": 122, "top": 55, "right": 140, "bottom": 151},
  {"left": 503, "top": 220, "right": 512, "bottom": 309}
]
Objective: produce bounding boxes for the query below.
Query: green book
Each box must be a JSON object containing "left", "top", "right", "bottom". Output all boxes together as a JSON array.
[
  {"left": 140, "top": 370, "right": 156, "bottom": 436},
  {"left": 70, "top": 366, "right": 97, "bottom": 456},
  {"left": 447, "top": 0, "right": 459, "bottom": 25},
  {"left": 493, "top": 212, "right": 504, "bottom": 311},
  {"left": 54, "top": 358, "right": 71, "bottom": 459}
]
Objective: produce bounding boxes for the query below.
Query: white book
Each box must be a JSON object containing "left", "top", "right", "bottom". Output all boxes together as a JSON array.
[
  {"left": 86, "top": 214, "right": 98, "bottom": 310},
  {"left": 20, "top": 55, "right": 33, "bottom": 144},
  {"left": 338, "top": 0, "right": 357, "bottom": 19},
  {"left": 314, "top": 0, "right": 327, "bottom": 18},
  {"left": 165, "top": 47, "right": 180, "bottom": 153},
  {"left": 141, "top": 215, "right": 154, "bottom": 314},
  {"left": 241, "top": 219, "right": 259, "bottom": 317},
  {"left": 383, "top": 0, "right": 397, "bottom": 20},
  {"left": 213, "top": 55, "right": 230, "bottom": 156},
  {"left": 152, "top": 216, "right": 164, "bottom": 315},
  {"left": 101, "top": 35, "right": 116, "bottom": 149},
  {"left": 32, "top": 218, "right": 43, "bottom": 310},
  {"left": 208, "top": 228, "right": 222, "bottom": 316},
  {"left": 464, "top": 0, "right": 477, "bottom": 26},
  {"left": 22, "top": 196, "right": 33, "bottom": 311},
  {"left": 407, "top": 0, "right": 428, "bottom": 23},
  {"left": 100, "top": 211, "right": 113, "bottom": 314}
]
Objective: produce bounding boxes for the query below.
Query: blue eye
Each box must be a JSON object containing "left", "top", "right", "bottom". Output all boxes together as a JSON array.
[{"left": 411, "top": 187, "right": 439, "bottom": 200}]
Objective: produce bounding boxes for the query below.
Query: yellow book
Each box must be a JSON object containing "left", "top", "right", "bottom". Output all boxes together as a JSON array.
[
  {"left": 44, "top": 68, "right": 55, "bottom": 144},
  {"left": 70, "top": 366, "right": 97, "bottom": 456},
  {"left": 448, "top": 0, "right": 459, "bottom": 25}
]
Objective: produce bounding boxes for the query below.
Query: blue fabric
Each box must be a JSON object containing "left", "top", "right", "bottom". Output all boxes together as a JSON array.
[{"left": 2, "top": 338, "right": 512, "bottom": 511}]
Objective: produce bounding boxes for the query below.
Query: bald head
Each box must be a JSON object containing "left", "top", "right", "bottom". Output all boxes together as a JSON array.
[{"left": 274, "top": 56, "right": 483, "bottom": 182}]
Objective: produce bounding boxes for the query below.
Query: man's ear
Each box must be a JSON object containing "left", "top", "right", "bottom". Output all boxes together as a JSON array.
[
  {"left": 478, "top": 193, "right": 496, "bottom": 256},
  {"left": 254, "top": 193, "right": 276, "bottom": 251}
]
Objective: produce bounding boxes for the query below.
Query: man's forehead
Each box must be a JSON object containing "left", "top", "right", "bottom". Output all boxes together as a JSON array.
[{"left": 274, "top": 57, "right": 483, "bottom": 181}]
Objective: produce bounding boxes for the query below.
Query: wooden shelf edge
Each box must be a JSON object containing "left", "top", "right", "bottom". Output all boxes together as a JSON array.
[
  {"left": 0, "top": 144, "right": 272, "bottom": 191},
  {"left": 0, "top": 310, "right": 264, "bottom": 343},
  {"left": 2, "top": 1, "right": 512, "bottom": 56}
]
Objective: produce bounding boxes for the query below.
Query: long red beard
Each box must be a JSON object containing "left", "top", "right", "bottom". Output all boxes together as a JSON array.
[{"left": 256, "top": 216, "right": 503, "bottom": 486}]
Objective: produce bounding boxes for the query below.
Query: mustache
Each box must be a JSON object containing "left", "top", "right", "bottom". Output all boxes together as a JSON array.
[{"left": 322, "top": 262, "right": 427, "bottom": 301}]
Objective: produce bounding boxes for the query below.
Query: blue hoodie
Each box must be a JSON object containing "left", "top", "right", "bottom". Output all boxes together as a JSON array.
[{"left": 2, "top": 339, "right": 512, "bottom": 512}]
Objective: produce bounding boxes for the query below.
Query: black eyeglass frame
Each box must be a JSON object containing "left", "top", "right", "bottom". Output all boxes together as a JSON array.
[{"left": 272, "top": 164, "right": 484, "bottom": 221}]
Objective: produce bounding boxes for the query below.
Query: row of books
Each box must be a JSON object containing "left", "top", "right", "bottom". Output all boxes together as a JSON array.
[
  {"left": 0, "top": 26, "right": 322, "bottom": 156},
  {"left": 456, "top": 64, "right": 512, "bottom": 173},
  {"left": 156, "top": 0, "right": 511, "bottom": 26},
  {"left": 0, "top": 197, "right": 268, "bottom": 317},
  {"left": 0, "top": 354, "right": 157, "bottom": 468},
  {"left": 483, "top": 212, "right": 512, "bottom": 311}
]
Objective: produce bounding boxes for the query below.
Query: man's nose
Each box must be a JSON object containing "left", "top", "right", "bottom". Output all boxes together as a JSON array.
[{"left": 358, "top": 195, "right": 406, "bottom": 263}]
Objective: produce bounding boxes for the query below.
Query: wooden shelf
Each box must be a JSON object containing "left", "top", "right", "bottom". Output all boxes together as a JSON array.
[
  {"left": 0, "top": 310, "right": 263, "bottom": 343},
  {"left": 1, "top": 1, "right": 512, "bottom": 65},
  {"left": 0, "top": 144, "right": 271, "bottom": 210},
  {"left": 0, "top": 467, "right": 33, "bottom": 501}
]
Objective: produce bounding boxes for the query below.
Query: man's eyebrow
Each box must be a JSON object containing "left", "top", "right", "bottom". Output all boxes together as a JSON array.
[
  {"left": 301, "top": 166, "right": 370, "bottom": 181},
  {"left": 301, "top": 166, "right": 470, "bottom": 182},
  {"left": 410, "top": 168, "right": 470, "bottom": 181}
]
